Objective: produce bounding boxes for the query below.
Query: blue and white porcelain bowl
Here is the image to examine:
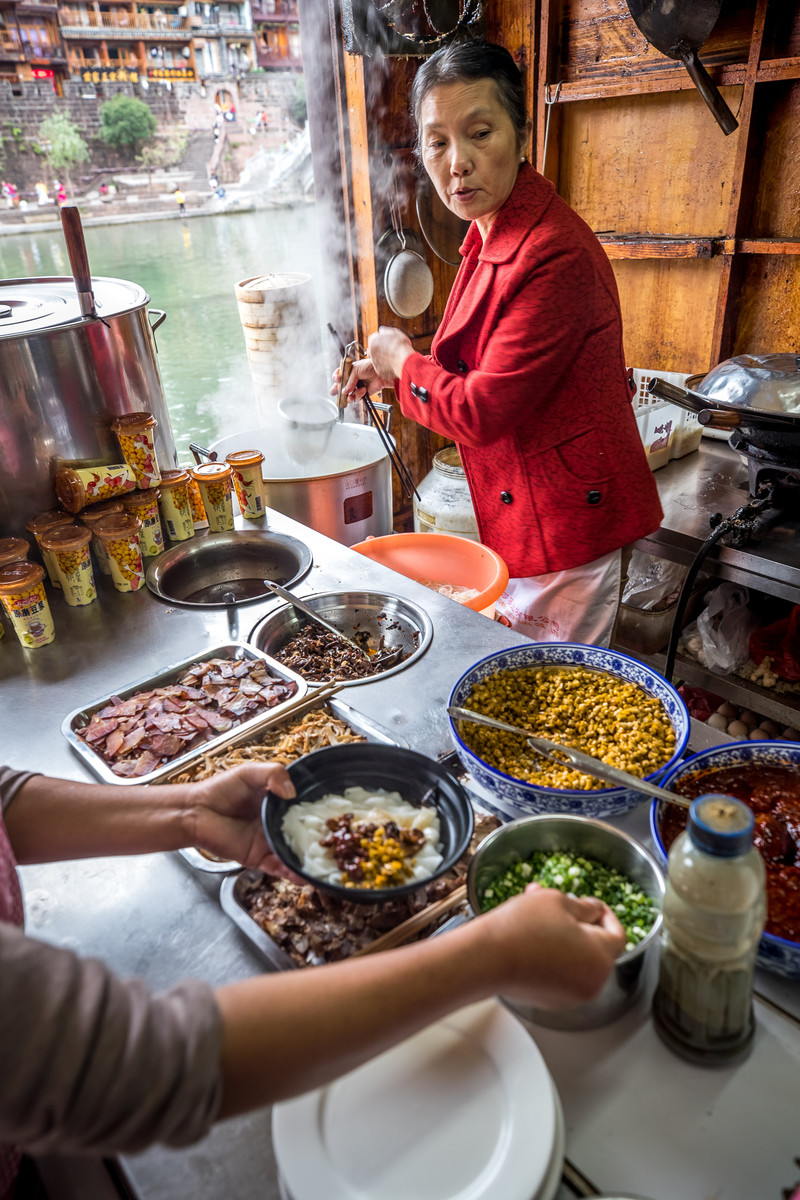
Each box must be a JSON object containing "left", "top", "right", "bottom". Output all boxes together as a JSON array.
[
  {"left": 651, "top": 741, "right": 800, "bottom": 979},
  {"left": 448, "top": 643, "right": 689, "bottom": 821}
]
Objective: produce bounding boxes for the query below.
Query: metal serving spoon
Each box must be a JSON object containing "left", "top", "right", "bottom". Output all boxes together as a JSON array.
[
  {"left": 262, "top": 579, "right": 402, "bottom": 667},
  {"left": 447, "top": 706, "right": 690, "bottom": 808}
]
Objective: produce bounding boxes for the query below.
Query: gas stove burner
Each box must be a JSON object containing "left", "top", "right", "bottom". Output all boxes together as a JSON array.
[{"left": 729, "top": 429, "right": 800, "bottom": 497}]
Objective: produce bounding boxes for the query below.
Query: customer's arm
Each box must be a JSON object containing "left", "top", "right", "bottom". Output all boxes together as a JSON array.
[
  {"left": 2, "top": 763, "right": 295, "bottom": 870},
  {"left": 215, "top": 883, "right": 624, "bottom": 1114},
  {"left": 1, "top": 881, "right": 622, "bottom": 1155}
]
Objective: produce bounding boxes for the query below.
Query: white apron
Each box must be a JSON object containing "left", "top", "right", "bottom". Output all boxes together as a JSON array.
[{"left": 494, "top": 548, "right": 622, "bottom": 648}]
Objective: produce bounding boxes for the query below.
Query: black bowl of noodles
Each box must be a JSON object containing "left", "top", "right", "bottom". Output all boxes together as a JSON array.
[{"left": 262, "top": 742, "right": 475, "bottom": 903}]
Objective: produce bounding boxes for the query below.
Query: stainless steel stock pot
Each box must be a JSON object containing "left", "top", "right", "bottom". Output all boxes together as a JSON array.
[{"left": 0, "top": 275, "right": 177, "bottom": 537}]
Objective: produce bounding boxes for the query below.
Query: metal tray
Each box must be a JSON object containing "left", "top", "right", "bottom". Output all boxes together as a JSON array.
[
  {"left": 220, "top": 871, "right": 301, "bottom": 970},
  {"left": 220, "top": 862, "right": 470, "bottom": 973},
  {"left": 248, "top": 590, "right": 433, "bottom": 687},
  {"left": 61, "top": 642, "right": 308, "bottom": 787},
  {"left": 177, "top": 696, "right": 405, "bottom": 874}
]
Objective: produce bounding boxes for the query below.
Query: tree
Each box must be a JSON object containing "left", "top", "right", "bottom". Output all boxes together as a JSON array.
[
  {"left": 136, "top": 129, "right": 188, "bottom": 187},
  {"left": 100, "top": 95, "right": 157, "bottom": 155},
  {"left": 38, "top": 111, "right": 89, "bottom": 194}
]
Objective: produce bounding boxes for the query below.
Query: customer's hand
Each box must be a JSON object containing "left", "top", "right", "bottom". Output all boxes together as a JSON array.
[
  {"left": 184, "top": 763, "right": 299, "bottom": 876},
  {"left": 476, "top": 883, "right": 626, "bottom": 1010}
]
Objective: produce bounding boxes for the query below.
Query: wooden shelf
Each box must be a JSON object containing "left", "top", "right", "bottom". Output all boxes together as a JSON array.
[
  {"left": 623, "top": 648, "right": 800, "bottom": 732},
  {"left": 598, "top": 236, "right": 800, "bottom": 260},
  {"left": 598, "top": 237, "right": 715, "bottom": 260},
  {"left": 548, "top": 56, "right": 800, "bottom": 104}
]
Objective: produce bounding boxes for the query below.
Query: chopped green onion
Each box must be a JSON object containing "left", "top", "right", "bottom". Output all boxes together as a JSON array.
[{"left": 478, "top": 849, "right": 658, "bottom": 949}]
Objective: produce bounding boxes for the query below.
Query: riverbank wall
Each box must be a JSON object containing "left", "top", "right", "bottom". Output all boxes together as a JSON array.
[{"left": 0, "top": 74, "right": 301, "bottom": 196}]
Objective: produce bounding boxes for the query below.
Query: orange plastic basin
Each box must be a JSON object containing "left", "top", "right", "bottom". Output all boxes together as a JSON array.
[{"left": 351, "top": 533, "right": 509, "bottom": 615}]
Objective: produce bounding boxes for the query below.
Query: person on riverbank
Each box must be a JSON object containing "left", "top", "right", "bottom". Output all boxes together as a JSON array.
[
  {"left": 56, "top": 181, "right": 67, "bottom": 206},
  {"left": 34, "top": 181, "right": 49, "bottom": 206},
  {"left": 2, "top": 181, "right": 19, "bottom": 209},
  {"left": 174, "top": 187, "right": 186, "bottom": 214},
  {"left": 0, "top": 762, "right": 624, "bottom": 1195}
]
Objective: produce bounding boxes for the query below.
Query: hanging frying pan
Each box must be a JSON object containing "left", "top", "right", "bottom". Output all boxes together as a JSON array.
[
  {"left": 415, "top": 172, "right": 470, "bottom": 266},
  {"left": 625, "top": 0, "right": 739, "bottom": 135}
]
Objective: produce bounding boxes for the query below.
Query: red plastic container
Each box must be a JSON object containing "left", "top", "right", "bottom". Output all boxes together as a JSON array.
[{"left": 351, "top": 532, "right": 509, "bottom": 617}]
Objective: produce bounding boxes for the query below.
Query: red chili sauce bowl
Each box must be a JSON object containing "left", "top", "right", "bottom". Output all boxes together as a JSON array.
[{"left": 650, "top": 741, "right": 800, "bottom": 978}]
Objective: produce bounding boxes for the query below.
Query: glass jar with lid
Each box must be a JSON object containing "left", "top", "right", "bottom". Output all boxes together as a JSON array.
[{"left": 413, "top": 446, "right": 479, "bottom": 542}]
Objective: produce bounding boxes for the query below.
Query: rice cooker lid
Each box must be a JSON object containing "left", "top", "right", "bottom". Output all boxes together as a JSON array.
[{"left": 0, "top": 276, "right": 149, "bottom": 337}]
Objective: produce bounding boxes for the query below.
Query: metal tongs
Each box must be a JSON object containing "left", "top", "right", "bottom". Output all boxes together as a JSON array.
[
  {"left": 448, "top": 706, "right": 690, "bottom": 807},
  {"left": 327, "top": 325, "right": 420, "bottom": 501}
]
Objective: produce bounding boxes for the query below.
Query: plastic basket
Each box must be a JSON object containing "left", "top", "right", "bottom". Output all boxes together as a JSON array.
[{"left": 629, "top": 368, "right": 702, "bottom": 466}]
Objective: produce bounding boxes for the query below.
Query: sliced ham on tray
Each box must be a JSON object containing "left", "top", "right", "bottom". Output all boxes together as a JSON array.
[{"left": 77, "top": 657, "right": 297, "bottom": 776}]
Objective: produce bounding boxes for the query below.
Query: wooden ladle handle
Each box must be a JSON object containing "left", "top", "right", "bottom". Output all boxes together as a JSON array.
[{"left": 60, "top": 203, "right": 95, "bottom": 317}]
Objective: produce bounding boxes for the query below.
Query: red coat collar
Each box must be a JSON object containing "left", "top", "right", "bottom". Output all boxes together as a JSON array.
[{"left": 458, "top": 163, "right": 556, "bottom": 263}]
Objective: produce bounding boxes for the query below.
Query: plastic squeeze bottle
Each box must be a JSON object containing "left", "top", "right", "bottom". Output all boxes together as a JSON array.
[{"left": 652, "top": 794, "right": 766, "bottom": 1066}]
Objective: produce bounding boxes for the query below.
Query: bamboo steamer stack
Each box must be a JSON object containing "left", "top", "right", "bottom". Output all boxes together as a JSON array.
[{"left": 235, "top": 273, "right": 324, "bottom": 419}]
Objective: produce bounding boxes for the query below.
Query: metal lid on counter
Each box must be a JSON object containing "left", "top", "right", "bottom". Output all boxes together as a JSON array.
[{"left": 0, "top": 276, "right": 150, "bottom": 337}]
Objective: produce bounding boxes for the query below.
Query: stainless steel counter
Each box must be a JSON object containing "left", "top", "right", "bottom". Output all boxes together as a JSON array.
[
  {"left": 3, "top": 508, "right": 532, "bottom": 1200},
  {"left": 623, "top": 439, "right": 800, "bottom": 733},
  {"left": 6, "top": 488, "right": 800, "bottom": 1200},
  {"left": 636, "top": 439, "right": 800, "bottom": 602}
]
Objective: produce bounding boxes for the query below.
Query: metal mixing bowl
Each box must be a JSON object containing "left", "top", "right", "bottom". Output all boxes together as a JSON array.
[
  {"left": 146, "top": 529, "right": 312, "bottom": 607},
  {"left": 467, "top": 814, "right": 665, "bottom": 1030},
  {"left": 248, "top": 590, "right": 433, "bottom": 685}
]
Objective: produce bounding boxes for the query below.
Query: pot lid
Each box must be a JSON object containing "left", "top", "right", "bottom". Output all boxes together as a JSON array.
[
  {"left": 695, "top": 354, "right": 800, "bottom": 420},
  {"left": 0, "top": 276, "right": 149, "bottom": 337}
]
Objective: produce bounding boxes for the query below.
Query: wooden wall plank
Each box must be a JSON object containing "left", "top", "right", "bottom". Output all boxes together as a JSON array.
[
  {"left": 749, "top": 81, "right": 800, "bottom": 237},
  {"left": 763, "top": 5, "right": 800, "bottom": 59},
  {"left": 732, "top": 256, "right": 800, "bottom": 354},
  {"left": 343, "top": 51, "right": 379, "bottom": 347},
  {"left": 556, "top": 0, "right": 754, "bottom": 83},
  {"left": 557, "top": 91, "right": 742, "bottom": 238},
  {"left": 611, "top": 258, "right": 723, "bottom": 374}
]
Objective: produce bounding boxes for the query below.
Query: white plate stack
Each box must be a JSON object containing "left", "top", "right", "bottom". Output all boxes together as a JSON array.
[{"left": 273, "top": 999, "right": 565, "bottom": 1200}]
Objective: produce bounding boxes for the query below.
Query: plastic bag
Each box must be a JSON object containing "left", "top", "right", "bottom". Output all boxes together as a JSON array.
[
  {"left": 750, "top": 605, "right": 800, "bottom": 681},
  {"left": 681, "top": 583, "right": 760, "bottom": 674},
  {"left": 621, "top": 551, "right": 687, "bottom": 612}
]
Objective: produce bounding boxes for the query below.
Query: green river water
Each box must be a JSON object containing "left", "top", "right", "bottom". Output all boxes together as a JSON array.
[{"left": 0, "top": 206, "right": 326, "bottom": 455}]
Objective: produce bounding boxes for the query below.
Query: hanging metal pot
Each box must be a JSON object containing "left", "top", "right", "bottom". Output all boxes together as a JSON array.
[{"left": 625, "top": 0, "right": 738, "bottom": 135}]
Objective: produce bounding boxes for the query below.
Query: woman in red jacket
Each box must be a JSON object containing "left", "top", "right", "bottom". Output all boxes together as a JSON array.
[{"left": 340, "top": 39, "right": 662, "bottom": 646}]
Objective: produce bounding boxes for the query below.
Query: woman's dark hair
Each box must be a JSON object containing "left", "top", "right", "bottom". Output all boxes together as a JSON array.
[{"left": 411, "top": 39, "right": 527, "bottom": 147}]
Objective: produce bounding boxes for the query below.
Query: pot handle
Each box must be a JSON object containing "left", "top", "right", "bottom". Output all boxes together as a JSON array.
[
  {"left": 148, "top": 308, "right": 167, "bottom": 332},
  {"left": 369, "top": 400, "right": 393, "bottom": 434},
  {"left": 647, "top": 377, "right": 710, "bottom": 414}
]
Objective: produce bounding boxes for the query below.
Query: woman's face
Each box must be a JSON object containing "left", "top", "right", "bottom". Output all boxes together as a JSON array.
[{"left": 419, "top": 78, "right": 522, "bottom": 237}]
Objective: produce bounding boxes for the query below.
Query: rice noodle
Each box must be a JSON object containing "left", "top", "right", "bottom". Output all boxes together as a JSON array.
[
  {"left": 415, "top": 577, "right": 481, "bottom": 604},
  {"left": 282, "top": 787, "right": 443, "bottom": 886}
]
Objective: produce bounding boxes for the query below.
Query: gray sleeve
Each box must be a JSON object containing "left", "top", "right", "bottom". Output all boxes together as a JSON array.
[
  {"left": 0, "top": 766, "right": 40, "bottom": 815},
  {"left": 0, "top": 920, "right": 223, "bottom": 1155}
]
